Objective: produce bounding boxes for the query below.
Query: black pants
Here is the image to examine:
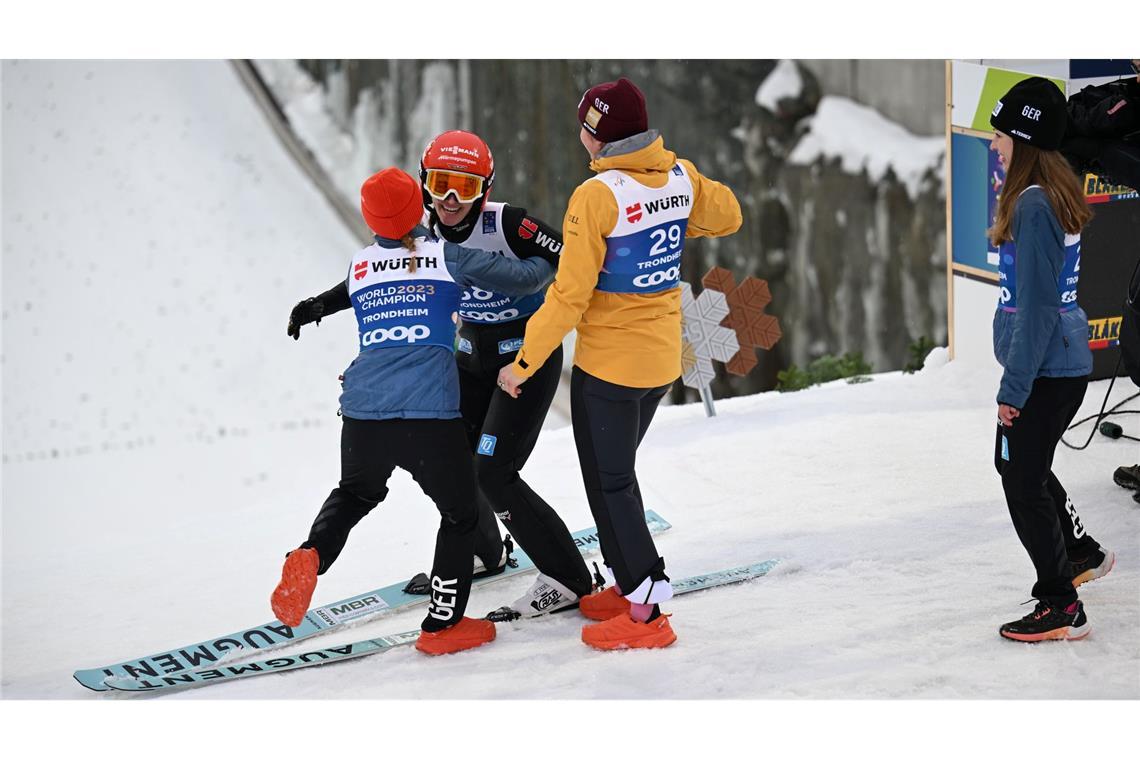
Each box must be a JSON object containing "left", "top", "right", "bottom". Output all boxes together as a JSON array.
[
  {"left": 994, "top": 375, "right": 1099, "bottom": 605},
  {"left": 571, "top": 366, "right": 671, "bottom": 600},
  {"left": 458, "top": 319, "right": 593, "bottom": 597},
  {"left": 302, "top": 416, "right": 478, "bottom": 632}
]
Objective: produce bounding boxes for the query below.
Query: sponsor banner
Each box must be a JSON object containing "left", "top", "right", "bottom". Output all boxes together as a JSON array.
[
  {"left": 1077, "top": 198, "right": 1140, "bottom": 378},
  {"left": 1084, "top": 174, "right": 1139, "bottom": 205},
  {"left": 1088, "top": 317, "right": 1122, "bottom": 351}
]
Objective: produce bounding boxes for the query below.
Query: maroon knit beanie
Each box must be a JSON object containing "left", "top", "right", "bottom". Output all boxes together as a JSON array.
[{"left": 577, "top": 77, "right": 648, "bottom": 143}]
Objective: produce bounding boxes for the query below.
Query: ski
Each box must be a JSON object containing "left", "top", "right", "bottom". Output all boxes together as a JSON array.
[
  {"left": 103, "top": 559, "right": 779, "bottom": 694},
  {"left": 74, "top": 511, "right": 671, "bottom": 692}
]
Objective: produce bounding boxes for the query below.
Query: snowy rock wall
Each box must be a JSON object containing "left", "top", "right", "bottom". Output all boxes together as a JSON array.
[{"left": 255, "top": 59, "right": 948, "bottom": 400}]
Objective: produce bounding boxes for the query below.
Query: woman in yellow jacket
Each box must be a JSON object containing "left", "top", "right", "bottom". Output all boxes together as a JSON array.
[{"left": 498, "top": 77, "right": 742, "bottom": 650}]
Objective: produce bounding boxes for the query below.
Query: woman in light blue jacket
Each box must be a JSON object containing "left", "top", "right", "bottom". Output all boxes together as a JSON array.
[
  {"left": 987, "top": 78, "right": 1114, "bottom": 643},
  {"left": 272, "top": 167, "right": 556, "bottom": 656}
]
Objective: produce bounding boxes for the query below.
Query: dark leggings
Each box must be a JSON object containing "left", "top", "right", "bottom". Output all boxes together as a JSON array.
[
  {"left": 570, "top": 366, "right": 671, "bottom": 599},
  {"left": 458, "top": 319, "right": 593, "bottom": 597},
  {"left": 994, "top": 375, "right": 1099, "bottom": 605},
  {"left": 302, "top": 416, "right": 479, "bottom": 632}
]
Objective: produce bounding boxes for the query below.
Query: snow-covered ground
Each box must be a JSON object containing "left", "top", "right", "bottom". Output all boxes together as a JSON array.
[
  {"left": 4, "top": 340, "right": 1139, "bottom": 701},
  {"left": 3, "top": 59, "right": 1138, "bottom": 723}
]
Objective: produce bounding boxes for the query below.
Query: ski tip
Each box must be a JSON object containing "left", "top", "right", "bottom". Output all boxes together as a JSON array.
[
  {"left": 73, "top": 671, "right": 112, "bottom": 692},
  {"left": 103, "top": 675, "right": 172, "bottom": 693}
]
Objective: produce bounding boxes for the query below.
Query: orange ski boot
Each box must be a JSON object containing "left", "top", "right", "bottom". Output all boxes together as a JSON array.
[
  {"left": 270, "top": 547, "right": 319, "bottom": 628},
  {"left": 579, "top": 586, "right": 631, "bottom": 621},
  {"left": 581, "top": 612, "right": 677, "bottom": 651},
  {"left": 415, "top": 616, "right": 497, "bottom": 655}
]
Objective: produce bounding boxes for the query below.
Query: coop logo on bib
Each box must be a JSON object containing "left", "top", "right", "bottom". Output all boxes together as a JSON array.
[
  {"left": 632, "top": 267, "right": 681, "bottom": 289},
  {"left": 361, "top": 324, "right": 431, "bottom": 346}
]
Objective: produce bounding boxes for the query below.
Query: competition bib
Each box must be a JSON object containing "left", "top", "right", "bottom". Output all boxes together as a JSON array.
[
  {"left": 997, "top": 233, "right": 1081, "bottom": 313},
  {"left": 592, "top": 163, "right": 694, "bottom": 294},
  {"left": 347, "top": 237, "right": 460, "bottom": 351},
  {"left": 457, "top": 202, "right": 548, "bottom": 323}
]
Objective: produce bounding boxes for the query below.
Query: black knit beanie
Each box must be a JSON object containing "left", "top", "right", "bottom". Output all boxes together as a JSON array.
[{"left": 989, "top": 76, "right": 1068, "bottom": 151}]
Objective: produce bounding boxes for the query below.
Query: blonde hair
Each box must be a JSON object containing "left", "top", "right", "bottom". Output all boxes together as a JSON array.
[
  {"left": 401, "top": 233, "right": 418, "bottom": 273},
  {"left": 988, "top": 141, "right": 1093, "bottom": 247}
]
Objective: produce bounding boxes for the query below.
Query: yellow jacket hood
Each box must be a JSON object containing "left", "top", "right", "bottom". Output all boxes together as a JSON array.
[{"left": 590, "top": 132, "right": 678, "bottom": 181}]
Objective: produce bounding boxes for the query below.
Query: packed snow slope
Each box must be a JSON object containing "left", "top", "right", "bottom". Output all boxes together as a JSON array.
[
  {"left": 2, "top": 60, "right": 363, "bottom": 463},
  {"left": 3, "top": 61, "right": 1138, "bottom": 700}
]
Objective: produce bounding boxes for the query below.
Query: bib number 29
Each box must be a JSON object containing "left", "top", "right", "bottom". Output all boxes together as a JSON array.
[{"left": 648, "top": 224, "right": 683, "bottom": 256}]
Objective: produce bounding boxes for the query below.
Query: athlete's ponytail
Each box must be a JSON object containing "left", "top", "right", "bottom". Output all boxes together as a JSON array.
[{"left": 401, "top": 234, "right": 418, "bottom": 273}]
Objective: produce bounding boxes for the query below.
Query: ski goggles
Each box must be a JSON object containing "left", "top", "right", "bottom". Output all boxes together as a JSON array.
[{"left": 424, "top": 169, "right": 485, "bottom": 203}]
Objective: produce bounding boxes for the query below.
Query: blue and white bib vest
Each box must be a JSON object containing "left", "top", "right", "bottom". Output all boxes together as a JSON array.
[
  {"left": 347, "top": 237, "right": 461, "bottom": 351},
  {"left": 457, "top": 202, "right": 546, "bottom": 323},
  {"left": 997, "top": 233, "right": 1081, "bottom": 312},
  {"left": 591, "top": 163, "right": 694, "bottom": 294},
  {"left": 997, "top": 185, "right": 1081, "bottom": 313}
]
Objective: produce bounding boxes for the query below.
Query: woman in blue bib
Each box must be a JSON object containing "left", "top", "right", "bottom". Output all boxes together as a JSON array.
[
  {"left": 988, "top": 78, "right": 1115, "bottom": 643},
  {"left": 271, "top": 167, "right": 557, "bottom": 656}
]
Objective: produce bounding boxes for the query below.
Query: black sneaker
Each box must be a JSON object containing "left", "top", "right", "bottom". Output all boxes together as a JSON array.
[
  {"left": 1072, "top": 547, "right": 1116, "bottom": 588},
  {"left": 999, "top": 599, "right": 1090, "bottom": 642},
  {"left": 1114, "top": 464, "right": 1140, "bottom": 490}
]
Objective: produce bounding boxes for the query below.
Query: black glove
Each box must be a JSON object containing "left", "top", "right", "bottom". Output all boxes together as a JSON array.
[{"left": 287, "top": 297, "right": 326, "bottom": 340}]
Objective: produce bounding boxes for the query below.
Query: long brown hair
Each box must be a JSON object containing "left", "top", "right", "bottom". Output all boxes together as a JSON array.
[
  {"left": 988, "top": 140, "right": 1093, "bottom": 246},
  {"left": 401, "top": 233, "right": 418, "bottom": 273}
]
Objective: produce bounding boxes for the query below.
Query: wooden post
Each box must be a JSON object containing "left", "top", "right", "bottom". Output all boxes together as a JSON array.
[{"left": 945, "top": 58, "right": 956, "bottom": 361}]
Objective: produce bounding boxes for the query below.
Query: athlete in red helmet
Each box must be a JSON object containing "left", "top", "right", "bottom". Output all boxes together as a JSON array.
[{"left": 414, "top": 130, "right": 595, "bottom": 616}]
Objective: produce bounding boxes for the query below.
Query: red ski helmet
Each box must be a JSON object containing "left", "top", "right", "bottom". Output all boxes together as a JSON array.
[{"left": 419, "top": 130, "right": 495, "bottom": 224}]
